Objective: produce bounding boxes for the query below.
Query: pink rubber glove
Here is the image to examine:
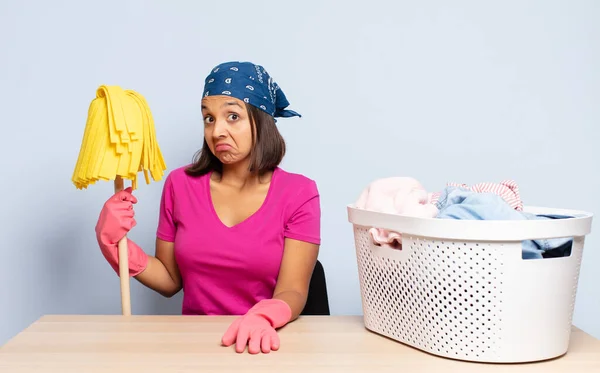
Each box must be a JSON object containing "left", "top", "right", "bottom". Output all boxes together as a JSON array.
[
  {"left": 221, "top": 299, "right": 293, "bottom": 354},
  {"left": 95, "top": 187, "right": 148, "bottom": 276}
]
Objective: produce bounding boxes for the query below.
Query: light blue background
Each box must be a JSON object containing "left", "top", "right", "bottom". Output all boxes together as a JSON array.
[{"left": 1, "top": 0, "right": 598, "bottom": 345}]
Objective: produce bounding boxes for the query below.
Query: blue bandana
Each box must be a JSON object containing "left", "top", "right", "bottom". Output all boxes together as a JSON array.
[{"left": 202, "top": 61, "right": 301, "bottom": 119}]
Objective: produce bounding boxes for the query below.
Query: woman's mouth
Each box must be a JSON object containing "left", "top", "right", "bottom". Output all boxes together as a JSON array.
[{"left": 216, "top": 143, "right": 232, "bottom": 152}]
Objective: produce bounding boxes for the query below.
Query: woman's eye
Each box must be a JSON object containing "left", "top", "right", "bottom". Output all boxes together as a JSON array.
[
  {"left": 204, "top": 116, "right": 214, "bottom": 124},
  {"left": 228, "top": 114, "right": 239, "bottom": 121}
]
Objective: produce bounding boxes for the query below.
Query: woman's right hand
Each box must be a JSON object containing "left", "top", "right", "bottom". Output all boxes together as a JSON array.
[{"left": 95, "top": 187, "right": 148, "bottom": 277}]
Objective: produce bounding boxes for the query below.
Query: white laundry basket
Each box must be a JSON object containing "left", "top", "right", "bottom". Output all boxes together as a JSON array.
[{"left": 347, "top": 205, "right": 593, "bottom": 363}]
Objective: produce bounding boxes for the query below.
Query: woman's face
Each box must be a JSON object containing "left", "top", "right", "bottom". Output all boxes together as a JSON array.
[{"left": 201, "top": 95, "right": 254, "bottom": 165}]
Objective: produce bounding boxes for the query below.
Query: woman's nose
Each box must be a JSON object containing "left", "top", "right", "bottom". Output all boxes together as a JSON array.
[{"left": 212, "top": 118, "right": 228, "bottom": 138}]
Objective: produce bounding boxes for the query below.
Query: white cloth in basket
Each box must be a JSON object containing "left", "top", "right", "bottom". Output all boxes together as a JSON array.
[{"left": 354, "top": 177, "right": 438, "bottom": 249}]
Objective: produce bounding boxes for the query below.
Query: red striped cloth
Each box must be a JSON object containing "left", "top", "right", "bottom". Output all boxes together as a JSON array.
[{"left": 429, "top": 180, "right": 523, "bottom": 211}]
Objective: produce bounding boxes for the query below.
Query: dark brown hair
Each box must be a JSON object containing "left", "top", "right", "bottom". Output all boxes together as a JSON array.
[{"left": 184, "top": 103, "right": 286, "bottom": 177}]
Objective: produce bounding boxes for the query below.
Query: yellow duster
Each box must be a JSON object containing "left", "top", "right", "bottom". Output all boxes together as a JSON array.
[{"left": 72, "top": 85, "right": 167, "bottom": 315}]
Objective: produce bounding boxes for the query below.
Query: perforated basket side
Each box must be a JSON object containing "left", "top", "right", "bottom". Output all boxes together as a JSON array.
[{"left": 354, "top": 226, "right": 505, "bottom": 361}]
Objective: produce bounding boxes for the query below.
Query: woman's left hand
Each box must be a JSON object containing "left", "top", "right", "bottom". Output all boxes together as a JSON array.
[{"left": 221, "top": 299, "right": 292, "bottom": 354}]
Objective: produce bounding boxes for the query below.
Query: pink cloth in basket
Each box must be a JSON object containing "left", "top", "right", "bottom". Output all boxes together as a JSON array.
[
  {"left": 354, "top": 177, "right": 438, "bottom": 249},
  {"left": 429, "top": 179, "right": 523, "bottom": 211}
]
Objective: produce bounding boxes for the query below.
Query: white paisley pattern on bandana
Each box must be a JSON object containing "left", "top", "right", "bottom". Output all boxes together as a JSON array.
[{"left": 202, "top": 61, "right": 301, "bottom": 119}]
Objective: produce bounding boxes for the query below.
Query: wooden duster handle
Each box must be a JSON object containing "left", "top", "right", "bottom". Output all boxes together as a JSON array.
[{"left": 114, "top": 176, "right": 132, "bottom": 316}]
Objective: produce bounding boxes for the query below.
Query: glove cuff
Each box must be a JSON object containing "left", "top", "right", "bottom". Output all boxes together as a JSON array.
[
  {"left": 248, "top": 299, "right": 292, "bottom": 329},
  {"left": 126, "top": 238, "right": 149, "bottom": 276},
  {"left": 105, "top": 238, "right": 148, "bottom": 277}
]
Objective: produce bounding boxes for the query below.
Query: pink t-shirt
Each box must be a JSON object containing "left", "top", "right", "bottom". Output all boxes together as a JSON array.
[{"left": 156, "top": 165, "right": 321, "bottom": 316}]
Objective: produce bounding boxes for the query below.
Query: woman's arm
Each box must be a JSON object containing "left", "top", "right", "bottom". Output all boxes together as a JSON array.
[
  {"left": 134, "top": 238, "right": 182, "bottom": 298},
  {"left": 272, "top": 237, "right": 320, "bottom": 320},
  {"left": 221, "top": 237, "right": 319, "bottom": 353}
]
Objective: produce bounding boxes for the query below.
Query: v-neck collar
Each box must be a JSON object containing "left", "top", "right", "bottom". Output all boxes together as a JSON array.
[{"left": 206, "top": 167, "right": 279, "bottom": 230}]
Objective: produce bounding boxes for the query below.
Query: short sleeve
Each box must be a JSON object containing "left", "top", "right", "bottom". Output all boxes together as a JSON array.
[
  {"left": 284, "top": 179, "right": 321, "bottom": 245},
  {"left": 156, "top": 173, "right": 176, "bottom": 242}
]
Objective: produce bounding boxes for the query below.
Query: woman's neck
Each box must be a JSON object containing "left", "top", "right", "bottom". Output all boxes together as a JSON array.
[{"left": 217, "top": 160, "right": 271, "bottom": 190}]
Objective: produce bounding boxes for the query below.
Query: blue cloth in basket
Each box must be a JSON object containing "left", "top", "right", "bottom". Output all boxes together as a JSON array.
[{"left": 435, "top": 186, "right": 573, "bottom": 259}]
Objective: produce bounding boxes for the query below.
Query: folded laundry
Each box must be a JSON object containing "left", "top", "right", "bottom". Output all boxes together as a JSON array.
[
  {"left": 436, "top": 186, "right": 572, "bottom": 259},
  {"left": 354, "top": 177, "right": 438, "bottom": 249}
]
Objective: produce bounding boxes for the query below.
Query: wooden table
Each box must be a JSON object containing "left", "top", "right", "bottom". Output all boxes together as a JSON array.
[{"left": 1, "top": 315, "right": 599, "bottom": 372}]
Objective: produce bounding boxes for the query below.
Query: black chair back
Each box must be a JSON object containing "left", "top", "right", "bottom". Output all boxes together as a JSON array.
[{"left": 301, "top": 260, "right": 330, "bottom": 316}]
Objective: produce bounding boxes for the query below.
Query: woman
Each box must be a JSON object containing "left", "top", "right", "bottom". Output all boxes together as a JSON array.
[{"left": 94, "top": 61, "right": 321, "bottom": 354}]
